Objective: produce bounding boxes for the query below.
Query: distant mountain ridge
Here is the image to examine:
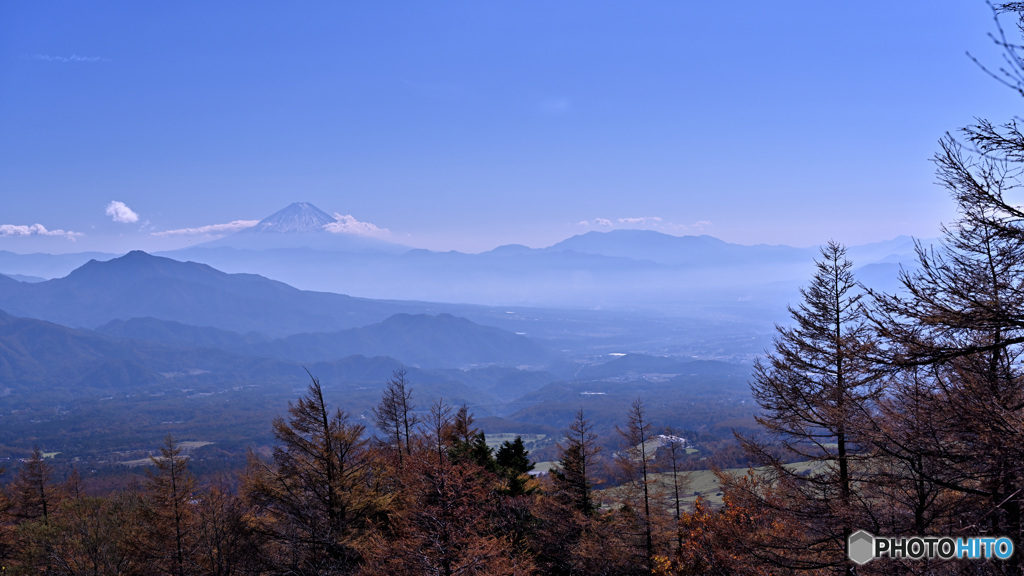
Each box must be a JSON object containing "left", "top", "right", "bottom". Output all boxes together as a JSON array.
[
  {"left": 0, "top": 309, "right": 507, "bottom": 411},
  {"left": 0, "top": 251, "right": 426, "bottom": 335},
  {"left": 95, "top": 317, "right": 270, "bottom": 349},
  {"left": 95, "top": 312, "right": 556, "bottom": 369},
  {"left": 0, "top": 309, "right": 272, "bottom": 398},
  {"left": 162, "top": 207, "right": 921, "bottom": 309},
  {"left": 243, "top": 312, "right": 555, "bottom": 368},
  {"left": 0, "top": 201, "right": 924, "bottom": 314},
  {"left": 0, "top": 250, "right": 118, "bottom": 280},
  {"left": 1, "top": 273, "right": 46, "bottom": 283},
  {"left": 545, "top": 230, "right": 811, "bottom": 266}
]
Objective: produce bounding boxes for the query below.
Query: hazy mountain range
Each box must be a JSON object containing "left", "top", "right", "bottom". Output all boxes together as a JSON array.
[
  {"left": 0, "top": 307, "right": 554, "bottom": 401},
  {"left": 0, "top": 205, "right": 878, "bottom": 454},
  {"left": 0, "top": 275, "right": 757, "bottom": 455},
  {"left": 0, "top": 203, "right": 921, "bottom": 315},
  {"left": 96, "top": 312, "right": 554, "bottom": 368},
  {"left": 0, "top": 250, "right": 417, "bottom": 335}
]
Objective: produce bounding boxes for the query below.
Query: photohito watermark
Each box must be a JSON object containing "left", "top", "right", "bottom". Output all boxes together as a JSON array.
[{"left": 848, "top": 530, "right": 1014, "bottom": 565}]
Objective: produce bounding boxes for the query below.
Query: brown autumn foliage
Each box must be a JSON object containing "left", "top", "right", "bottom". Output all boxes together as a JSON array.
[
  {"left": 360, "top": 457, "right": 534, "bottom": 576},
  {"left": 141, "top": 436, "right": 199, "bottom": 576},
  {"left": 241, "top": 376, "right": 386, "bottom": 574}
]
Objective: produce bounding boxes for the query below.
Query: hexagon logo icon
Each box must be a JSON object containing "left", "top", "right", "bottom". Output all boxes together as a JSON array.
[{"left": 848, "top": 530, "right": 875, "bottom": 565}]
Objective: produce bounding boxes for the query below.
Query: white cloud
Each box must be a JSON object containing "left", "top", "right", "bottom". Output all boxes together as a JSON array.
[
  {"left": 577, "top": 218, "right": 615, "bottom": 227},
  {"left": 0, "top": 223, "right": 82, "bottom": 240},
  {"left": 576, "top": 215, "right": 709, "bottom": 234},
  {"left": 152, "top": 220, "right": 259, "bottom": 237},
  {"left": 105, "top": 201, "right": 139, "bottom": 223},
  {"left": 323, "top": 213, "right": 390, "bottom": 237},
  {"left": 617, "top": 216, "right": 664, "bottom": 226}
]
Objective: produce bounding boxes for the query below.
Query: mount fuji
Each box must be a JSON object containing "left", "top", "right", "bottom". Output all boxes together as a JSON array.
[
  {"left": 238, "top": 201, "right": 337, "bottom": 234},
  {"left": 191, "top": 202, "right": 409, "bottom": 253}
]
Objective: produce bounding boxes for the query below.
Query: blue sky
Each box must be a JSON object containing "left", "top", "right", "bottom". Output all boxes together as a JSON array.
[{"left": 1, "top": 2, "right": 1020, "bottom": 254}]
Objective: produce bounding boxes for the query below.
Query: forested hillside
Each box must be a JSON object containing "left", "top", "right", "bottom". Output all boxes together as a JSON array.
[{"left": 0, "top": 376, "right": 728, "bottom": 575}]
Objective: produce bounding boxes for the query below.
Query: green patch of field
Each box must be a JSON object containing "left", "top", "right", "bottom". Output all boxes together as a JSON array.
[
  {"left": 639, "top": 438, "right": 664, "bottom": 455},
  {"left": 121, "top": 457, "right": 157, "bottom": 467},
  {"left": 532, "top": 461, "right": 558, "bottom": 474},
  {"left": 117, "top": 440, "right": 214, "bottom": 467},
  {"left": 604, "top": 461, "right": 822, "bottom": 508},
  {"left": 680, "top": 462, "right": 820, "bottom": 505}
]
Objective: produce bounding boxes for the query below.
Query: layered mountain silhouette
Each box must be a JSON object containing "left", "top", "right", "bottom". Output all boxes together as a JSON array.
[
  {"left": 0, "top": 309, "right": 295, "bottom": 399},
  {"left": 546, "top": 230, "right": 809, "bottom": 267},
  {"left": 0, "top": 250, "right": 117, "bottom": 280},
  {"left": 1, "top": 308, "right": 557, "bottom": 408},
  {"left": 240, "top": 313, "right": 554, "bottom": 368},
  {"left": 0, "top": 202, "right": 921, "bottom": 313},
  {"left": 0, "top": 251, "right": 422, "bottom": 335},
  {"left": 95, "top": 317, "right": 270, "bottom": 349},
  {"left": 95, "top": 313, "right": 555, "bottom": 368},
  {"left": 157, "top": 204, "right": 919, "bottom": 309},
  {"left": 1, "top": 273, "right": 46, "bottom": 283}
]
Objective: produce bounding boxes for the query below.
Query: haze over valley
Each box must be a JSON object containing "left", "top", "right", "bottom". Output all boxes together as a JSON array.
[{"left": 0, "top": 200, "right": 918, "bottom": 471}]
